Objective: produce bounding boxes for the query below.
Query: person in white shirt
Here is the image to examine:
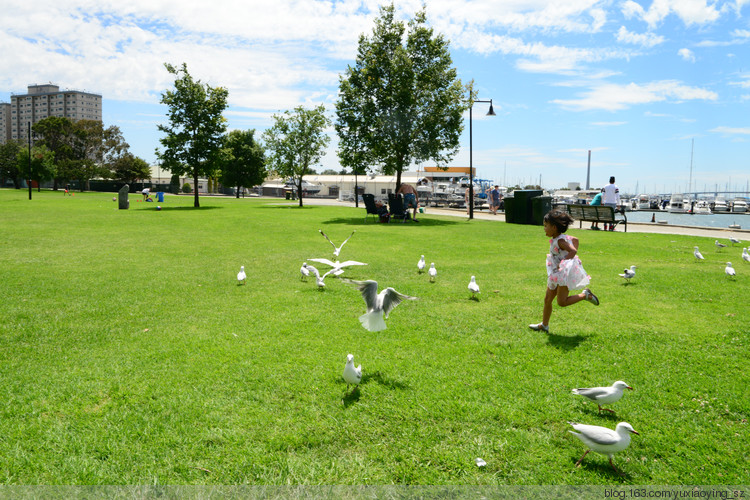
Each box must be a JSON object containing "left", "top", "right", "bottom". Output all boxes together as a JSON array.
[
  {"left": 142, "top": 187, "right": 150, "bottom": 201},
  {"left": 601, "top": 176, "right": 619, "bottom": 231}
]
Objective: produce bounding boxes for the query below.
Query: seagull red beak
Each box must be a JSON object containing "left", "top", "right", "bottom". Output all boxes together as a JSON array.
[
  {"left": 627, "top": 386, "right": 633, "bottom": 390},
  {"left": 630, "top": 429, "right": 640, "bottom": 435}
]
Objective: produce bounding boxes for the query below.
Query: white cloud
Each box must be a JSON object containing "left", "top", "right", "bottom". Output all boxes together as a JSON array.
[
  {"left": 620, "top": 0, "right": 721, "bottom": 28},
  {"left": 553, "top": 80, "right": 718, "bottom": 111},
  {"left": 616, "top": 26, "right": 665, "bottom": 47},
  {"left": 591, "top": 121, "right": 627, "bottom": 126},
  {"left": 711, "top": 126, "right": 750, "bottom": 135},
  {"left": 678, "top": 48, "right": 696, "bottom": 62}
]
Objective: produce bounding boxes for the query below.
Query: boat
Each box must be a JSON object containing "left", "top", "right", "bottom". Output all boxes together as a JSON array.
[
  {"left": 692, "top": 200, "right": 712, "bottom": 214},
  {"left": 713, "top": 196, "right": 729, "bottom": 212},
  {"left": 729, "top": 223, "right": 742, "bottom": 229},
  {"left": 731, "top": 198, "right": 748, "bottom": 213},
  {"left": 668, "top": 194, "right": 687, "bottom": 213},
  {"left": 633, "top": 194, "right": 650, "bottom": 210}
]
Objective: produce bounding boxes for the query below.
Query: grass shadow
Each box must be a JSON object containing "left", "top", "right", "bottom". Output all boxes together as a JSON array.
[
  {"left": 363, "top": 370, "right": 409, "bottom": 390},
  {"left": 545, "top": 332, "right": 588, "bottom": 351},
  {"left": 140, "top": 205, "right": 222, "bottom": 212},
  {"left": 342, "top": 387, "right": 361, "bottom": 408},
  {"left": 322, "top": 217, "right": 461, "bottom": 227},
  {"left": 573, "top": 459, "right": 633, "bottom": 481}
]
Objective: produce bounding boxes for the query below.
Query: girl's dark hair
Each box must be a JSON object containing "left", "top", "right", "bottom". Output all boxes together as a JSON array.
[{"left": 543, "top": 209, "right": 575, "bottom": 233}]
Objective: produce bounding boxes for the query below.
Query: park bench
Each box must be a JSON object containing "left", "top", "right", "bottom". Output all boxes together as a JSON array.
[{"left": 562, "top": 204, "right": 628, "bottom": 232}]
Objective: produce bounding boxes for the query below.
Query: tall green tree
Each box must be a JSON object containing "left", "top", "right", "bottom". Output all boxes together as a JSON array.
[
  {"left": 262, "top": 105, "right": 331, "bottom": 208},
  {"left": 157, "top": 62, "right": 229, "bottom": 208},
  {"left": 219, "top": 129, "right": 266, "bottom": 198},
  {"left": 111, "top": 153, "right": 152, "bottom": 184},
  {"left": 335, "top": 4, "right": 471, "bottom": 189},
  {"left": 32, "top": 116, "right": 77, "bottom": 190},
  {"left": 17, "top": 144, "right": 56, "bottom": 190},
  {"left": 0, "top": 140, "right": 24, "bottom": 188}
]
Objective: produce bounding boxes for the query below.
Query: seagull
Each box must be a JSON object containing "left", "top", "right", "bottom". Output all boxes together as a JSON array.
[
  {"left": 729, "top": 236, "right": 740, "bottom": 246},
  {"left": 572, "top": 381, "right": 633, "bottom": 414},
  {"left": 417, "top": 255, "right": 425, "bottom": 273},
  {"left": 308, "top": 258, "right": 367, "bottom": 277},
  {"left": 743, "top": 248, "right": 750, "bottom": 263},
  {"left": 568, "top": 421, "right": 639, "bottom": 474},
  {"left": 237, "top": 266, "right": 246, "bottom": 285},
  {"left": 342, "top": 353, "right": 362, "bottom": 394},
  {"left": 468, "top": 276, "right": 480, "bottom": 299},
  {"left": 307, "top": 264, "right": 334, "bottom": 289},
  {"left": 341, "top": 279, "right": 417, "bottom": 332},
  {"left": 715, "top": 240, "right": 727, "bottom": 250},
  {"left": 725, "top": 262, "right": 736, "bottom": 278},
  {"left": 694, "top": 246, "right": 704, "bottom": 261},
  {"left": 618, "top": 265, "right": 637, "bottom": 283},
  {"left": 320, "top": 229, "right": 356, "bottom": 258},
  {"left": 300, "top": 262, "right": 311, "bottom": 281},
  {"left": 428, "top": 263, "right": 437, "bottom": 282}
]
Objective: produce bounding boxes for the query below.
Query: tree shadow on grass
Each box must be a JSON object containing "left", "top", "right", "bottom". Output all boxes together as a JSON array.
[
  {"left": 322, "top": 217, "right": 460, "bottom": 227},
  {"left": 140, "top": 206, "right": 222, "bottom": 211},
  {"left": 545, "top": 332, "right": 588, "bottom": 351}
]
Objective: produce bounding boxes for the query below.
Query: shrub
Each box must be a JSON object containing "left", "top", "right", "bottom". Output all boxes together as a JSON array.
[{"left": 182, "top": 183, "right": 192, "bottom": 194}]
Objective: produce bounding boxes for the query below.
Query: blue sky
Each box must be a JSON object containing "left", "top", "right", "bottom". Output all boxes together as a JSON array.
[{"left": 2, "top": 0, "right": 749, "bottom": 194}]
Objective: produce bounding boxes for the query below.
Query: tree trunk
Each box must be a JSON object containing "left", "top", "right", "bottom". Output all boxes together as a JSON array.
[
  {"left": 396, "top": 168, "right": 403, "bottom": 193},
  {"left": 236, "top": 185, "right": 240, "bottom": 198},
  {"left": 298, "top": 178, "right": 303, "bottom": 207},
  {"left": 193, "top": 171, "right": 200, "bottom": 208}
]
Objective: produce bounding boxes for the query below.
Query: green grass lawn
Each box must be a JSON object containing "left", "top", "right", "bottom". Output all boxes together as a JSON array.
[{"left": 0, "top": 188, "right": 747, "bottom": 485}]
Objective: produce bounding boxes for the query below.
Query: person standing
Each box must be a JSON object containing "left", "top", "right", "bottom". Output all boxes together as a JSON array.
[
  {"left": 602, "top": 176, "right": 619, "bottom": 231},
  {"left": 397, "top": 182, "right": 419, "bottom": 222}
]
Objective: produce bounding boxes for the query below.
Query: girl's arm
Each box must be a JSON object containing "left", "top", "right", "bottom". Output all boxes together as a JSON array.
[{"left": 558, "top": 235, "right": 579, "bottom": 260}]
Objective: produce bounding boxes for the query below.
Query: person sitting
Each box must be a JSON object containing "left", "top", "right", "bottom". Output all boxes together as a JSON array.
[{"left": 375, "top": 200, "right": 390, "bottom": 223}]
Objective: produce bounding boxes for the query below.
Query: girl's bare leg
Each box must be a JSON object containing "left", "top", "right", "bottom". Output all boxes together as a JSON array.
[
  {"left": 556, "top": 286, "right": 585, "bottom": 307},
  {"left": 542, "top": 286, "right": 556, "bottom": 326}
]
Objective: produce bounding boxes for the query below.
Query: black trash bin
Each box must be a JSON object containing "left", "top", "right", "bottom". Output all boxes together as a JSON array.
[
  {"left": 531, "top": 196, "right": 553, "bottom": 225},
  {"left": 503, "top": 196, "right": 516, "bottom": 223},
  {"left": 512, "top": 190, "right": 542, "bottom": 224}
]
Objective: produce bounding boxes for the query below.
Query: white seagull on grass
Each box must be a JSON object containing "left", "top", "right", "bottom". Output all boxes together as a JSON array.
[
  {"left": 715, "top": 240, "right": 727, "bottom": 250},
  {"left": 428, "top": 263, "right": 437, "bottom": 282},
  {"left": 568, "top": 422, "right": 639, "bottom": 475},
  {"left": 572, "top": 381, "right": 633, "bottom": 414},
  {"left": 237, "top": 266, "right": 246, "bottom": 285},
  {"left": 694, "top": 246, "right": 704, "bottom": 261},
  {"left": 742, "top": 248, "right": 749, "bottom": 263},
  {"left": 618, "top": 265, "right": 637, "bottom": 283},
  {"left": 307, "top": 265, "right": 334, "bottom": 289},
  {"left": 307, "top": 258, "right": 367, "bottom": 276},
  {"left": 729, "top": 236, "right": 740, "bottom": 245},
  {"left": 320, "top": 229, "right": 356, "bottom": 258},
  {"left": 341, "top": 279, "right": 417, "bottom": 332},
  {"left": 342, "top": 354, "right": 362, "bottom": 394},
  {"left": 417, "top": 255, "right": 425, "bottom": 273},
  {"left": 468, "top": 276, "right": 480, "bottom": 299},
  {"left": 725, "top": 262, "right": 736, "bottom": 278},
  {"left": 300, "top": 262, "right": 311, "bottom": 281}
]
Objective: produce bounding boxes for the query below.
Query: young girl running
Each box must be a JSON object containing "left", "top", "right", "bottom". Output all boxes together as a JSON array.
[{"left": 529, "top": 209, "right": 599, "bottom": 332}]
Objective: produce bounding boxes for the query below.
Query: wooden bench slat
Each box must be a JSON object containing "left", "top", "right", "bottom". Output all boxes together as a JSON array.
[{"left": 559, "top": 204, "right": 628, "bottom": 232}]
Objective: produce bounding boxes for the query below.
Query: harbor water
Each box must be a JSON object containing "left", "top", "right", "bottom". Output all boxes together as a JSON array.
[{"left": 625, "top": 210, "right": 747, "bottom": 229}]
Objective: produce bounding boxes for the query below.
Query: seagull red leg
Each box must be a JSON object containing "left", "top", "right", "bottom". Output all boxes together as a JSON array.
[{"left": 575, "top": 449, "right": 590, "bottom": 467}]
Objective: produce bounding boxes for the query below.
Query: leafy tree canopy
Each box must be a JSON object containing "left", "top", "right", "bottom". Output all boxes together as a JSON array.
[
  {"left": 219, "top": 129, "right": 266, "bottom": 198},
  {"left": 335, "top": 4, "right": 471, "bottom": 188},
  {"left": 262, "top": 105, "right": 331, "bottom": 207},
  {"left": 157, "top": 62, "right": 229, "bottom": 207}
]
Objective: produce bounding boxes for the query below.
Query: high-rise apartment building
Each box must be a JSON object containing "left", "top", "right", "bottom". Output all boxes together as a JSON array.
[
  {"left": 2, "top": 84, "right": 102, "bottom": 145},
  {"left": 0, "top": 103, "right": 10, "bottom": 143}
]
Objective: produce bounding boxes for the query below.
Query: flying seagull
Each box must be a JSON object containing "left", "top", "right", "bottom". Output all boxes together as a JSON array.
[
  {"left": 341, "top": 279, "right": 417, "bottom": 332},
  {"left": 237, "top": 266, "right": 246, "bottom": 285},
  {"left": 725, "top": 262, "right": 736, "bottom": 278},
  {"left": 428, "top": 263, "right": 437, "bottom": 282},
  {"left": 618, "top": 265, "right": 637, "bottom": 283},
  {"left": 715, "top": 240, "right": 727, "bottom": 250},
  {"left": 694, "top": 246, "right": 704, "bottom": 261},
  {"left": 342, "top": 353, "right": 362, "bottom": 394},
  {"left": 572, "top": 381, "right": 633, "bottom": 414},
  {"left": 300, "top": 262, "right": 311, "bottom": 281},
  {"left": 742, "top": 248, "right": 749, "bottom": 263},
  {"left": 320, "top": 229, "right": 356, "bottom": 258},
  {"left": 417, "top": 255, "right": 425, "bottom": 273},
  {"left": 308, "top": 258, "right": 367, "bottom": 277},
  {"left": 468, "top": 276, "right": 480, "bottom": 299},
  {"left": 568, "top": 421, "right": 639, "bottom": 474},
  {"left": 307, "top": 264, "right": 334, "bottom": 289}
]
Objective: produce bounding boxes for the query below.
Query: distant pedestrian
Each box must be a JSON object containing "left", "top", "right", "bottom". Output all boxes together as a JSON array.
[
  {"left": 490, "top": 185, "right": 502, "bottom": 215},
  {"left": 590, "top": 190, "right": 603, "bottom": 230},
  {"left": 602, "top": 176, "right": 620, "bottom": 231}
]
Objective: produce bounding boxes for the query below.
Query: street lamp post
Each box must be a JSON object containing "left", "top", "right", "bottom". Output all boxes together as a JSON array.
[{"left": 468, "top": 98, "right": 495, "bottom": 219}]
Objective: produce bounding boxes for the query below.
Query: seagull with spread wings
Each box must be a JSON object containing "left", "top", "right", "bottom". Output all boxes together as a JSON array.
[
  {"left": 319, "top": 229, "right": 356, "bottom": 258},
  {"left": 341, "top": 279, "right": 417, "bottom": 331}
]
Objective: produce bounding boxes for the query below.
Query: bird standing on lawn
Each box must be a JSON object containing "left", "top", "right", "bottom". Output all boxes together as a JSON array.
[
  {"left": 468, "top": 276, "right": 480, "bottom": 299},
  {"left": 572, "top": 381, "right": 633, "bottom": 414},
  {"left": 742, "top": 248, "right": 749, "bottom": 263},
  {"left": 237, "top": 266, "right": 246, "bottom": 285},
  {"left": 341, "top": 279, "right": 417, "bottom": 332},
  {"left": 715, "top": 240, "right": 727, "bottom": 251},
  {"left": 417, "top": 255, "right": 425, "bottom": 273},
  {"left": 568, "top": 421, "right": 639, "bottom": 475},
  {"left": 618, "top": 265, "right": 637, "bottom": 283},
  {"left": 725, "top": 262, "right": 736, "bottom": 278},
  {"left": 342, "top": 354, "right": 362, "bottom": 394},
  {"left": 428, "top": 263, "right": 437, "bottom": 282},
  {"left": 694, "top": 246, "right": 704, "bottom": 261}
]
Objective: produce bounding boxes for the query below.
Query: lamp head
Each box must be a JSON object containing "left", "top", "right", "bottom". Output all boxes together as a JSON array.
[{"left": 486, "top": 102, "right": 496, "bottom": 116}]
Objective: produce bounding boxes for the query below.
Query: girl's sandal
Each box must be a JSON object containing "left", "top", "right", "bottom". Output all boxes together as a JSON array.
[{"left": 529, "top": 323, "right": 549, "bottom": 332}]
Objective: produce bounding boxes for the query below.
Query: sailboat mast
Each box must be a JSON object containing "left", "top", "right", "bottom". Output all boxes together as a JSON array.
[{"left": 688, "top": 138, "right": 694, "bottom": 195}]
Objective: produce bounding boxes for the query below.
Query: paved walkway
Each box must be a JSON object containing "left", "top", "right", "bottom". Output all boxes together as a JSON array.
[{"left": 298, "top": 197, "right": 750, "bottom": 241}]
